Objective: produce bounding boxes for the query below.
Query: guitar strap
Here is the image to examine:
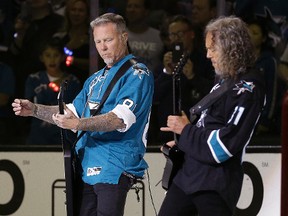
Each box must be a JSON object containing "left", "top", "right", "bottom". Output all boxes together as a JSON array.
[
  {"left": 189, "top": 78, "right": 235, "bottom": 122},
  {"left": 72, "top": 57, "right": 138, "bottom": 147}
]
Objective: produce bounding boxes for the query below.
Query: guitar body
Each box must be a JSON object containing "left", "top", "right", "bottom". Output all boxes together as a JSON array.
[
  {"left": 161, "top": 53, "right": 188, "bottom": 190},
  {"left": 161, "top": 144, "right": 184, "bottom": 190},
  {"left": 58, "top": 81, "right": 75, "bottom": 216}
]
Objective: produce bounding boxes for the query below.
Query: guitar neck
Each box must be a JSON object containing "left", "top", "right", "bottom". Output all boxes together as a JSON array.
[
  {"left": 172, "top": 66, "right": 182, "bottom": 143},
  {"left": 172, "top": 73, "right": 182, "bottom": 116},
  {"left": 172, "top": 53, "right": 189, "bottom": 142}
]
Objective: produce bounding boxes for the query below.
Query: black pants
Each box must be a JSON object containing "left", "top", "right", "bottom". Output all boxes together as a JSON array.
[
  {"left": 75, "top": 174, "right": 134, "bottom": 216},
  {"left": 158, "top": 183, "right": 232, "bottom": 216}
]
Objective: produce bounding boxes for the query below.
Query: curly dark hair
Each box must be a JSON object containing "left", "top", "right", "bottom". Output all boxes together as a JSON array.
[{"left": 205, "top": 16, "right": 256, "bottom": 78}]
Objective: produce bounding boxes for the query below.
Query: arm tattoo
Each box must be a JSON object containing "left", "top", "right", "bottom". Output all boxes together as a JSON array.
[
  {"left": 33, "top": 104, "right": 59, "bottom": 124},
  {"left": 76, "top": 112, "right": 126, "bottom": 132}
]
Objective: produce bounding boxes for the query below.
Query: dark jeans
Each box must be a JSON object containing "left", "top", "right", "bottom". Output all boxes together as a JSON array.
[
  {"left": 75, "top": 174, "right": 134, "bottom": 216},
  {"left": 158, "top": 183, "right": 232, "bottom": 216}
]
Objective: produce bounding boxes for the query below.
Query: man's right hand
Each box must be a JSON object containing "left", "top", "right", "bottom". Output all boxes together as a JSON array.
[
  {"left": 12, "top": 99, "right": 35, "bottom": 117},
  {"left": 163, "top": 51, "right": 174, "bottom": 74}
]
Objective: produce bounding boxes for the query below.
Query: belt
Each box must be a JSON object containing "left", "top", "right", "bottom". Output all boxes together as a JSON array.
[{"left": 122, "top": 172, "right": 143, "bottom": 181}]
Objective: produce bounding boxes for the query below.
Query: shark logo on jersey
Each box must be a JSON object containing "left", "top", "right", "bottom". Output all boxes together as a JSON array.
[
  {"left": 132, "top": 64, "right": 150, "bottom": 79},
  {"left": 233, "top": 80, "right": 255, "bottom": 95},
  {"left": 196, "top": 109, "right": 208, "bottom": 128}
]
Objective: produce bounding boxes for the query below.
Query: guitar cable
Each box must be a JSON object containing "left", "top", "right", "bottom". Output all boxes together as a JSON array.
[{"left": 146, "top": 168, "right": 158, "bottom": 216}]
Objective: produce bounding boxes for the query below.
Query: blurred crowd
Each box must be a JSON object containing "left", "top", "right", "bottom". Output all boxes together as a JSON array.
[{"left": 0, "top": 0, "right": 287, "bottom": 145}]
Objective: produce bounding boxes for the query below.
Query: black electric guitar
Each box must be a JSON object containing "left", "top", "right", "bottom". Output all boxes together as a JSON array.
[
  {"left": 58, "top": 80, "right": 75, "bottom": 216},
  {"left": 161, "top": 53, "right": 189, "bottom": 190}
]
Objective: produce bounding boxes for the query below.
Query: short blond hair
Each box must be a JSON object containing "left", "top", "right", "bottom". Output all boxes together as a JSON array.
[{"left": 90, "top": 13, "right": 127, "bottom": 34}]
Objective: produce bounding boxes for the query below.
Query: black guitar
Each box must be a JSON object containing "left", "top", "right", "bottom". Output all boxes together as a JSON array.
[
  {"left": 161, "top": 53, "right": 189, "bottom": 190},
  {"left": 58, "top": 80, "right": 75, "bottom": 216}
]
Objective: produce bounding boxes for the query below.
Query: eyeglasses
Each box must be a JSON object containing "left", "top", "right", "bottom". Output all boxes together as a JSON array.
[{"left": 168, "top": 30, "right": 189, "bottom": 40}]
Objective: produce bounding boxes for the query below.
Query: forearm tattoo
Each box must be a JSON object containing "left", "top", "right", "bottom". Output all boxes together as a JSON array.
[
  {"left": 76, "top": 112, "right": 126, "bottom": 132},
  {"left": 33, "top": 104, "right": 59, "bottom": 124}
]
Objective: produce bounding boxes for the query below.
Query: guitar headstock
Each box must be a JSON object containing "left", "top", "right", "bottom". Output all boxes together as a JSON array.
[{"left": 173, "top": 52, "right": 189, "bottom": 75}]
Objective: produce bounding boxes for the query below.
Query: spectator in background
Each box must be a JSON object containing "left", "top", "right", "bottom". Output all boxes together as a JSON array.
[
  {"left": 51, "top": 0, "right": 67, "bottom": 16},
  {"left": 54, "top": 0, "right": 90, "bottom": 86},
  {"left": 9, "top": 0, "right": 64, "bottom": 98},
  {"left": 234, "top": 0, "right": 288, "bottom": 144},
  {"left": 155, "top": 15, "right": 214, "bottom": 142},
  {"left": 125, "top": 0, "right": 164, "bottom": 144},
  {"left": 191, "top": 0, "right": 217, "bottom": 27},
  {"left": 0, "top": 0, "right": 15, "bottom": 49},
  {"left": 0, "top": 0, "right": 19, "bottom": 64},
  {"left": 125, "top": 0, "right": 164, "bottom": 78},
  {"left": 247, "top": 18, "right": 283, "bottom": 135},
  {"left": 25, "top": 37, "right": 81, "bottom": 145},
  {"left": 0, "top": 62, "right": 15, "bottom": 144},
  {"left": 190, "top": 0, "right": 217, "bottom": 52},
  {"left": 233, "top": 0, "right": 288, "bottom": 54}
]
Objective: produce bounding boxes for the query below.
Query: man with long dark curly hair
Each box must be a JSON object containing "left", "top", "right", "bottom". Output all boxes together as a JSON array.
[{"left": 158, "top": 16, "right": 266, "bottom": 216}]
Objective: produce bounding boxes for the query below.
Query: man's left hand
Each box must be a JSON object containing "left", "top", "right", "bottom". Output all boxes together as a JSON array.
[{"left": 52, "top": 104, "right": 79, "bottom": 130}]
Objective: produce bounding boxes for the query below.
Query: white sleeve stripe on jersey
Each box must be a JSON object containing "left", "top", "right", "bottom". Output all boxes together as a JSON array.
[
  {"left": 66, "top": 103, "right": 79, "bottom": 118},
  {"left": 112, "top": 104, "right": 136, "bottom": 132},
  {"left": 66, "top": 103, "right": 79, "bottom": 133},
  {"left": 207, "top": 130, "right": 233, "bottom": 163}
]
